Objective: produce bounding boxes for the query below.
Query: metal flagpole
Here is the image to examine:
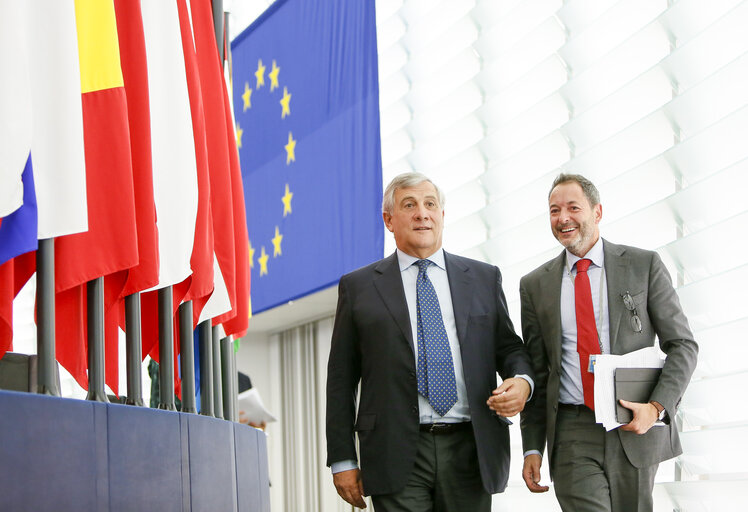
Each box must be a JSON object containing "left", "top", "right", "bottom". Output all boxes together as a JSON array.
[
  {"left": 212, "top": 0, "right": 224, "bottom": 62},
  {"left": 178, "top": 301, "right": 197, "bottom": 413},
  {"left": 198, "top": 319, "right": 214, "bottom": 416},
  {"left": 36, "top": 238, "right": 59, "bottom": 396},
  {"left": 211, "top": 325, "right": 224, "bottom": 419},
  {"left": 86, "top": 276, "right": 109, "bottom": 402},
  {"left": 157, "top": 286, "right": 176, "bottom": 410},
  {"left": 220, "top": 335, "right": 237, "bottom": 422},
  {"left": 124, "top": 293, "right": 144, "bottom": 406}
]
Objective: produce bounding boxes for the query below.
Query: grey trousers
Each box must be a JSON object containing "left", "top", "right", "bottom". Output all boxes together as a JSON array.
[
  {"left": 551, "top": 405, "right": 658, "bottom": 512},
  {"left": 372, "top": 427, "right": 491, "bottom": 512}
]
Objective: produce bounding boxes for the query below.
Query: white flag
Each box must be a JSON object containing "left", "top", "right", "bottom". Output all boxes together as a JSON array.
[
  {"left": 198, "top": 253, "right": 233, "bottom": 322},
  {"left": 0, "top": 1, "right": 32, "bottom": 219},
  {"left": 27, "top": 0, "right": 88, "bottom": 239},
  {"left": 141, "top": 0, "right": 199, "bottom": 289}
]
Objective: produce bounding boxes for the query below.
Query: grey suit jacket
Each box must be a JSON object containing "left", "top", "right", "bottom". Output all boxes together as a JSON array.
[
  {"left": 519, "top": 239, "right": 698, "bottom": 469},
  {"left": 326, "top": 251, "right": 534, "bottom": 495}
]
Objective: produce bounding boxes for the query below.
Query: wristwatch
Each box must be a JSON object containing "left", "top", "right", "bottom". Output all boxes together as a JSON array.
[{"left": 649, "top": 400, "right": 666, "bottom": 421}]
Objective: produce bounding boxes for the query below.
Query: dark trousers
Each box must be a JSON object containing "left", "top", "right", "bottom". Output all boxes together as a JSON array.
[
  {"left": 372, "top": 426, "right": 490, "bottom": 512},
  {"left": 552, "top": 405, "right": 658, "bottom": 512}
]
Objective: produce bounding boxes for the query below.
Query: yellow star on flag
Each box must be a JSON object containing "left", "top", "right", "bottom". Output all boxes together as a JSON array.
[
  {"left": 280, "top": 87, "right": 291, "bottom": 118},
  {"left": 285, "top": 132, "right": 296, "bottom": 164},
  {"left": 258, "top": 246, "right": 269, "bottom": 276},
  {"left": 269, "top": 60, "right": 280, "bottom": 91},
  {"left": 236, "top": 123, "right": 243, "bottom": 148},
  {"left": 248, "top": 239, "right": 255, "bottom": 268},
  {"left": 271, "top": 226, "right": 283, "bottom": 256},
  {"left": 255, "top": 59, "right": 266, "bottom": 88},
  {"left": 282, "top": 183, "right": 293, "bottom": 216},
  {"left": 242, "top": 82, "right": 252, "bottom": 111}
]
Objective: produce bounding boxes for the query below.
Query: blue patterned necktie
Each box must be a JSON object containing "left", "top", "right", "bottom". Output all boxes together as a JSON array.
[{"left": 415, "top": 259, "right": 458, "bottom": 416}]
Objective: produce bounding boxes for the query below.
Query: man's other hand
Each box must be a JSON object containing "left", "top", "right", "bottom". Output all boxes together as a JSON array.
[
  {"left": 333, "top": 468, "right": 367, "bottom": 508},
  {"left": 486, "top": 377, "right": 531, "bottom": 417},
  {"left": 619, "top": 399, "right": 659, "bottom": 434},
  {"left": 522, "top": 454, "right": 550, "bottom": 493}
]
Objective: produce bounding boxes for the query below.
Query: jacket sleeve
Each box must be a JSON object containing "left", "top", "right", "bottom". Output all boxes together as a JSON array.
[
  {"left": 519, "top": 275, "right": 549, "bottom": 455},
  {"left": 493, "top": 266, "right": 535, "bottom": 381},
  {"left": 325, "top": 276, "right": 361, "bottom": 466},
  {"left": 646, "top": 252, "right": 698, "bottom": 415}
]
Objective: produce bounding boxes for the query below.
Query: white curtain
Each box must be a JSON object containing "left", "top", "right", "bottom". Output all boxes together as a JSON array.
[{"left": 278, "top": 317, "right": 354, "bottom": 512}]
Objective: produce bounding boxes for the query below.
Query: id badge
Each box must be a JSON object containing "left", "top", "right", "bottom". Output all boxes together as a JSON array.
[{"left": 588, "top": 354, "right": 597, "bottom": 374}]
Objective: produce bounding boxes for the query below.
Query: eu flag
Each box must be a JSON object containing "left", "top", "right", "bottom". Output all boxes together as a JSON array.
[{"left": 232, "top": 0, "right": 383, "bottom": 314}]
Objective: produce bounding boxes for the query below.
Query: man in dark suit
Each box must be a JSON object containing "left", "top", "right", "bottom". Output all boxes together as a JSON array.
[
  {"left": 512, "top": 173, "right": 698, "bottom": 511},
  {"left": 326, "top": 172, "right": 535, "bottom": 511}
]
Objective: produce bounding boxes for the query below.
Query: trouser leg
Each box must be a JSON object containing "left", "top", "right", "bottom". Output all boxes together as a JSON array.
[
  {"left": 551, "top": 406, "right": 658, "bottom": 512},
  {"left": 373, "top": 428, "right": 490, "bottom": 512},
  {"left": 604, "top": 427, "right": 657, "bottom": 512},
  {"left": 433, "top": 428, "right": 490, "bottom": 512},
  {"left": 552, "top": 406, "right": 611, "bottom": 512}
]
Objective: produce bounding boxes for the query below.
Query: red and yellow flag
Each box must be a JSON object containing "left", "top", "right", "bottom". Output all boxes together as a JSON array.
[{"left": 55, "top": 0, "right": 138, "bottom": 394}]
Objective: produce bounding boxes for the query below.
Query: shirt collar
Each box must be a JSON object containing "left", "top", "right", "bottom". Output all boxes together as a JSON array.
[
  {"left": 565, "top": 236, "right": 604, "bottom": 270},
  {"left": 396, "top": 248, "right": 445, "bottom": 272}
]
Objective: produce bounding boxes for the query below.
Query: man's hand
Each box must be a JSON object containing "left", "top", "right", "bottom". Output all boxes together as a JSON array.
[
  {"left": 486, "top": 377, "right": 531, "bottom": 417},
  {"left": 522, "top": 454, "right": 549, "bottom": 493},
  {"left": 618, "top": 400, "right": 659, "bottom": 434},
  {"left": 333, "top": 468, "right": 366, "bottom": 509}
]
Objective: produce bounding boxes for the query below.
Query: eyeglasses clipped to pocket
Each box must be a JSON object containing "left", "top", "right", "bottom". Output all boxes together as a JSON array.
[{"left": 621, "top": 291, "right": 644, "bottom": 334}]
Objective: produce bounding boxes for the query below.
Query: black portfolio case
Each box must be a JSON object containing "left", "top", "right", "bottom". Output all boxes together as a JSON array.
[{"left": 614, "top": 367, "right": 662, "bottom": 423}]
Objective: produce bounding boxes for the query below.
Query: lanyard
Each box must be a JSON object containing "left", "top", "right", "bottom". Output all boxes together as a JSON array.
[{"left": 566, "top": 258, "right": 605, "bottom": 354}]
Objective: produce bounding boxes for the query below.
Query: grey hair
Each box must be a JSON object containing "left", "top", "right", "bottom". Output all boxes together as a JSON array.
[
  {"left": 382, "top": 172, "right": 445, "bottom": 214},
  {"left": 549, "top": 173, "right": 600, "bottom": 207}
]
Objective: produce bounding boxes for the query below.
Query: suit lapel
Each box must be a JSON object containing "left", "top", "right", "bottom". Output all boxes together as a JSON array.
[
  {"left": 543, "top": 252, "right": 565, "bottom": 368},
  {"left": 373, "top": 252, "right": 414, "bottom": 352},
  {"left": 603, "top": 239, "right": 629, "bottom": 354},
  {"left": 444, "top": 252, "right": 472, "bottom": 344}
]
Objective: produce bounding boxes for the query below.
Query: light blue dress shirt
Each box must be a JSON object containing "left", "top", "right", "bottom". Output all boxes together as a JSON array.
[
  {"left": 559, "top": 236, "right": 610, "bottom": 405},
  {"left": 398, "top": 248, "right": 472, "bottom": 424}
]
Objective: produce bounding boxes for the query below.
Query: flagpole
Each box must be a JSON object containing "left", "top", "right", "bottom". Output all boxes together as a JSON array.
[
  {"left": 125, "top": 293, "right": 144, "bottom": 406},
  {"left": 36, "top": 238, "right": 59, "bottom": 396},
  {"left": 212, "top": 0, "right": 223, "bottom": 62},
  {"left": 178, "top": 300, "right": 197, "bottom": 413},
  {"left": 157, "top": 286, "right": 176, "bottom": 410},
  {"left": 220, "top": 334, "right": 237, "bottom": 422},
  {"left": 212, "top": 325, "right": 224, "bottom": 418},
  {"left": 216, "top": 0, "right": 243, "bottom": 424},
  {"left": 198, "top": 319, "right": 214, "bottom": 416},
  {"left": 86, "top": 276, "right": 109, "bottom": 402}
]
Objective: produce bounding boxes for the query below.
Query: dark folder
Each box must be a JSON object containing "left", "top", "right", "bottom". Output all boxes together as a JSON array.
[{"left": 614, "top": 367, "right": 662, "bottom": 423}]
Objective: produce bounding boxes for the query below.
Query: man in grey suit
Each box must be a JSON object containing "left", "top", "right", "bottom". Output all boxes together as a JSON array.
[
  {"left": 326, "top": 172, "right": 535, "bottom": 511},
  {"left": 508, "top": 173, "right": 698, "bottom": 511}
]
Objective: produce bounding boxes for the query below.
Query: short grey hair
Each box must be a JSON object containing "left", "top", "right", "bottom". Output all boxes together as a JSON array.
[
  {"left": 382, "top": 172, "right": 445, "bottom": 214},
  {"left": 549, "top": 173, "right": 600, "bottom": 207}
]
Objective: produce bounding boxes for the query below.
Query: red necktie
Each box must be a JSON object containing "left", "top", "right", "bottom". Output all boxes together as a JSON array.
[{"left": 575, "top": 258, "right": 600, "bottom": 410}]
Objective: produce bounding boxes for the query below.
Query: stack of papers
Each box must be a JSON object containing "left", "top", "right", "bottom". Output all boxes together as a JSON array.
[
  {"left": 593, "top": 346, "right": 664, "bottom": 431},
  {"left": 237, "top": 388, "right": 277, "bottom": 424}
]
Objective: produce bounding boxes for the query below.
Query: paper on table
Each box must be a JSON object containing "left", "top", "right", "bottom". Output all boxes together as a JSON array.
[
  {"left": 237, "top": 388, "right": 277, "bottom": 424},
  {"left": 593, "top": 346, "right": 665, "bottom": 431}
]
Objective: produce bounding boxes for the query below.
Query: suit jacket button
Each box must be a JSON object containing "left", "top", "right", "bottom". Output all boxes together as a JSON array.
[
  {"left": 409, "top": 371, "right": 416, "bottom": 379},
  {"left": 412, "top": 406, "right": 418, "bottom": 414}
]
